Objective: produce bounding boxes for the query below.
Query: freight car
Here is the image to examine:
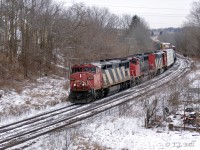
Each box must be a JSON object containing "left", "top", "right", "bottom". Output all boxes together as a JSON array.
[
  {"left": 154, "top": 41, "right": 176, "bottom": 51},
  {"left": 69, "top": 49, "right": 176, "bottom": 103}
]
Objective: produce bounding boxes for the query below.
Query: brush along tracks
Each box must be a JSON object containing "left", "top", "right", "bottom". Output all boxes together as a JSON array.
[{"left": 0, "top": 56, "right": 192, "bottom": 149}]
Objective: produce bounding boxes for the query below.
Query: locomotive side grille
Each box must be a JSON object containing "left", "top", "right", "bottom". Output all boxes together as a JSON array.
[
  {"left": 114, "top": 67, "right": 121, "bottom": 82},
  {"left": 103, "top": 66, "right": 129, "bottom": 87},
  {"left": 108, "top": 69, "right": 115, "bottom": 83},
  {"left": 111, "top": 68, "right": 119, "bottom": 83},
  {"left": 105, "top": 70, "right": 113, "bottom": 84},
  {"left": 120, "top": 66, "right": 126, "bottom": 80},
  {"left": 155, "top": 57, "right": 163, "bottom": 69},
  {"left": 103, "top": 74, "right": 107, "bottom": 85},
  {"left": 116, "top": 68, "right": 122, "bottom": 80},
  {"left": 127, "top": 68, "right": 130, "bottom": 77}
]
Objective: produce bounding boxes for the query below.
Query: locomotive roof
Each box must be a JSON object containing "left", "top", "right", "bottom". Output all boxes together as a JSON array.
[
  {"left": 91, "top": 61, "right": 113, "bottom": 68},
  {"left": 163, "top": 48, "right": 174, "bottom": 52},
  {"left": 90, "top": 62, "right": 103, "bottom": 68},
  {"left": 108, "top": 60, "right": 121, "bottom": 63},
  {"left": 91, "top": 59, "right": 129, "bottom": 67},
  {"left": 161, "top": 42, "right": 170, "bottom": 45},
  {"left": 155, "top": 51, "right": 164, "bottom": 54},
  {"left": 71, "top": 64, "right": 97, "bottom": 68}
]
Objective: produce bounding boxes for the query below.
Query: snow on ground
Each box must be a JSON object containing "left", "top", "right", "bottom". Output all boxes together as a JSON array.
[
  {"left": 21, "top": 98, "right": 200, "bottom": 150},
  {"left": 4, "top": 60, "right": 200, "bottom": 150},
  {"left": 0, "top": 76, "right": 70, "bottom": 125},
  {"left": 187, "top": 61, "right": 200, "bottom": 88},
  {"left": 68, "top": 89, "right": 200, "bottom": 150},
  {"left": 19, "top": 61, "right": 200, "bottom": 150},
  {"left": 77, "top": 117, "right": 200, "bottom": 150},
  {"left": 187, "top": 70, "right": 200, "bottom": 88}
]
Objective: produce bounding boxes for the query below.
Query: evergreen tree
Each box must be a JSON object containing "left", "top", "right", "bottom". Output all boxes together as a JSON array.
[
  {"left": 129, "top": 15, "right": 141, "bottom": 31},
  {"left": 151, "top": 31, "right": 154, "bottom": 36}
]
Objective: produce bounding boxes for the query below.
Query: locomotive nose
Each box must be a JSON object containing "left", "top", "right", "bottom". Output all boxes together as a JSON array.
[
  {"left": 70, "top": 72, "right": 94, "bottom": 91},
  {"left": 73, "top": 81, "right": 87, "bottom": 87}
]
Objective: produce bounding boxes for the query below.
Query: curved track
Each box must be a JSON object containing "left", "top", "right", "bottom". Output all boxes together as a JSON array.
[{"left": 0, "top": 56, "right": 192, "bottom": 149}]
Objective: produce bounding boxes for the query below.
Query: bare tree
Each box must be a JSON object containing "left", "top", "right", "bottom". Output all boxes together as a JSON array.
[
  {"left": 145, "top": 97, "right": 159, "bottom": 127},
  {"left": 187, "top": 1, "right": 200, "bottom": 27},
  {"left": 167, "top": 78, "right": 190, "bottom": 113},
  {"left": 170, "top": 1, "right": 200, "bottom": 57},
  {"left": 0, "top": 1, "right": 153, "bottom": 81}
]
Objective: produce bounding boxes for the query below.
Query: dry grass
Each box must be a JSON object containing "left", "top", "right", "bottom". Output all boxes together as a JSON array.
[
  {"left": 45, "top": 100, "right": 60, "bottom": 107},
  {"left": 0, "top": 104, "right": 30, "bottom": 118},
  {"left": 0, "top": 54, "right": 29, "bottom": 93},
  {"left": 0, "top": 77, "right": 36, "bottom": 94},
  {"left": 63, "top": 81, "right": 69, "bottom": 90},
  {"left": 51, "top": 64, "right": 67, "bottom": 77},
  {"left": 72, "top": 134, "right": 108, "bottom": 150},
  {"left": 191, "top": 56, "right": 200, "bottom": 62},
  {"left": 0, "top": 52, "right": 70, "bottom": 122},
  {"left": 0, "top": 80, "right": 69, "bottom": 120},
  {"left": 1, "top": 80, "right": 22, "bottom": 93}
]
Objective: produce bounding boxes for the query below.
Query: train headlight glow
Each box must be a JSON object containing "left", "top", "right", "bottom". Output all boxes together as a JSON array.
[
  {"left": 82, "top": 83, "right": 85, "bottom": 86},
  {"left": 73, "top": 83, "right": 76, "bottom": 86}
]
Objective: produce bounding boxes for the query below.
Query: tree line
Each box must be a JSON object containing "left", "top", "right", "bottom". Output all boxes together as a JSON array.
[
  {"left": 158, "top": 1, "right": 200, "bottom": 58},
  {"left": 0, "top": 0, "right": 153, "bottom": 79}
]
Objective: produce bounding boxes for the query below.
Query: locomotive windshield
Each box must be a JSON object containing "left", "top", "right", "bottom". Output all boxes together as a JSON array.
[
  {"left": 72, "top": 67, "right": 96, "bottom": 73},
  {"left": 72, "top": 68, "right": 82, "bottom": 73},
  {"left": 131, "top": 59, "right": 137, "bottom": 64},
  {"left": 83, "top": 67, "right": 96, "bottom": 73}
]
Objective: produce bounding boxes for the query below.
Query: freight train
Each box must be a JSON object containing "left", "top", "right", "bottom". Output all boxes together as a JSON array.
[{"left": 69, "top": 48, "right": 176, "bottom": 103}]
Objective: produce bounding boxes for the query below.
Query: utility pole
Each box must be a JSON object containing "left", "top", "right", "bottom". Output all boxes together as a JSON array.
[
  {"left": 184, "top": 88, "right": 190, "bottom": 131},
  {"left": 144, "top": 94, "right": 149, "bottom": 129},
  {"left": 196, "top": 82, "right": 200, "bottom": 132},
  {"left": 184, "top": 101, "right": 186, "bottom": 131},
  {"left": 162, "top": 96, "right": 165, "bottom": 122}
]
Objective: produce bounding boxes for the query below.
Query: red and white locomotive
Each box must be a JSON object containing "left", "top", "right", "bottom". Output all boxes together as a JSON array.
[{"left": 69, "top": 49, "right": 176, "bottom": 103}]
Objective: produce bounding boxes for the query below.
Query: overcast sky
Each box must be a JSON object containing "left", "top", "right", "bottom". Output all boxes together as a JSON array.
[{"left": 55, "top": 0, "right": 195, "bottom": 29}]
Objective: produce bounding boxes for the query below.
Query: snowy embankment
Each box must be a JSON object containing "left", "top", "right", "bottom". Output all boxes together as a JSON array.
[
  {"left": 3, "top": 59, "right": 200, "bottom": 150},
  {"left": 20, "top": 60, "right": 200, "bottom": 150},
  {"left": 22, "top": 95, "right": 200, "bottom": 150},
  {"left": 75, "top": 118, "right": 200, "bottom": 150},
  {"left": 0, "top": 76, "right": 70, "bottom": 125}
]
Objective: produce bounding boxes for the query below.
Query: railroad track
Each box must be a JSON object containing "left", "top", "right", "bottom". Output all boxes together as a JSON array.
[
  {"left": 0, "top": 56, "right": 191, "bottom": 149},
  {"left": 0, "top": 104, "right": 77, "bottom": 133}
]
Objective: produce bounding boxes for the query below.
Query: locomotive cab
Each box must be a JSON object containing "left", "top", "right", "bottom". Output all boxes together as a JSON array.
[
  {"left": 71, "top": 65, "right": 96, "bottom": 74},
  {"left": 129, "top": 57, "right": 142, "bottom": 84},
  {"left": 130, "top": 57, "right": 141, "bottom": 77},
  {"left": 69, "top": 64, "right": 103, "bottom": 103}
]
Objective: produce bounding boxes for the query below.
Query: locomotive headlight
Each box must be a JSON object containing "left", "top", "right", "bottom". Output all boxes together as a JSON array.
[
  {"left": 82, "top": 83, "right": 85, "bottom": 86},
  {"left": 74, "top": 83, "right": 76, "bottom": 86}
]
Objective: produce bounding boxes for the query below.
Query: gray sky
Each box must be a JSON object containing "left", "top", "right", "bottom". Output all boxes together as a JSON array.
[{"left": 56, "top": 0, "right": 195, "bottom": 29}]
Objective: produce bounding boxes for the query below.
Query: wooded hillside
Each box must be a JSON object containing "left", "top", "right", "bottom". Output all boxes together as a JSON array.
[{"left": 0, "top": 0, "right": 153, "bottom": 82}]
